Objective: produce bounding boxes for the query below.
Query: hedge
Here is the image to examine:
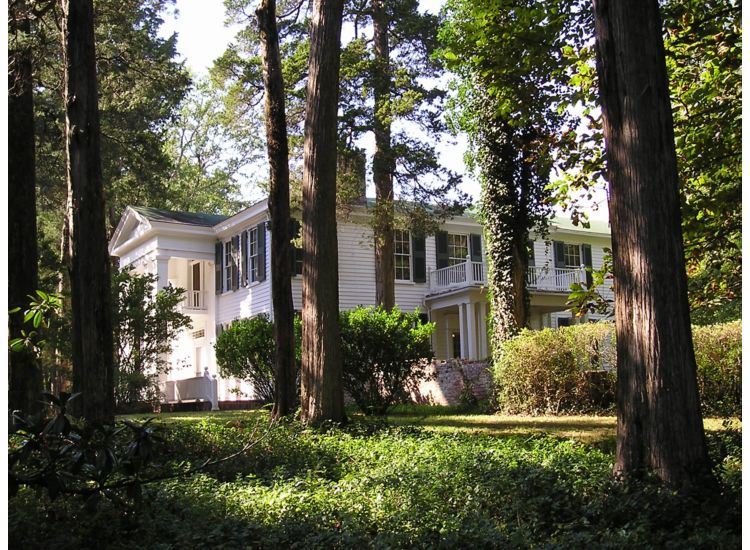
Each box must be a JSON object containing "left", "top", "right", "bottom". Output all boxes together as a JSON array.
[{"left": 493, "top": 321, "right": 740, "bottom": 416}]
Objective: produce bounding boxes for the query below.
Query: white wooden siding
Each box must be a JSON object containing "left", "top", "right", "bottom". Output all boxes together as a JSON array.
[{"left": 216, "top": 215, "right": 273, "bottom": 325}]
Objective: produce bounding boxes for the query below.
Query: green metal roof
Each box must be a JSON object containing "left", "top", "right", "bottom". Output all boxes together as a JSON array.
[
  {"left": 131, "top": 206, "right": 229, "bottom": 227},
  {"left": 550, "top": 215, "right": 610, "bottom": 234}
]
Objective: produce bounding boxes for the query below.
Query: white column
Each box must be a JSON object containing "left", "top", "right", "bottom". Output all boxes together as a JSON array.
[
  {"left": 458, "top": 303, "right": 467, "bottom": 358},
  {"left": 478, "top": 301, "right": 488, "bottom": 358},
  {"left": 155, "top": 256, "right": 170, "bottom": 290},
  {"left": 466, "top": 301, "right": 476, "bottom": 360}
]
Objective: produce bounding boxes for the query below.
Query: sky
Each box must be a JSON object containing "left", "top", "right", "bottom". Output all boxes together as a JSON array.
[{"left": 158, "top": 0, "right": 609, "bottom": 221}]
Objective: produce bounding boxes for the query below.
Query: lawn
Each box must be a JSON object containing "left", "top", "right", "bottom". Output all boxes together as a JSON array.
[{"left": 9, "top": 408, "right": 741, "bottom": 549}]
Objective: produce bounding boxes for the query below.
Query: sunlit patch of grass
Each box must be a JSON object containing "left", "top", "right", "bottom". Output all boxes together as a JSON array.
[{"left": 121, "top": 408, "right": 736, "bottom": 447}]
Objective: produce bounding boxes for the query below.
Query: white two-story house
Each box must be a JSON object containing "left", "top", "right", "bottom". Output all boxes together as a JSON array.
[{"left": 108, "top": 199, "right": 612, "bottom": 404}]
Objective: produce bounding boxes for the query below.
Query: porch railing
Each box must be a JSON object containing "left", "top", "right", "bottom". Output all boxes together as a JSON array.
[
  {"left": 526, "top": 266, "right": 585, "bottom": 292},
  {"left": 429, "top": 256, "right": 487, "bottom": 291},
  {"left": 183, "top": 290, "right": 206, "bottom": 310}
]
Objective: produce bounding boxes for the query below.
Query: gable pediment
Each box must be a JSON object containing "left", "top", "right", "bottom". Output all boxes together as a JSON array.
[{"left": 109, "top": 207, "right": 154, "bottom": 256}]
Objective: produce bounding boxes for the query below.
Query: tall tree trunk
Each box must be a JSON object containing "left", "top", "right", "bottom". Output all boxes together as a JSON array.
[
  {"left": 479, "top": 110, "right": 522, "bottom": 353},
  {"left": 592, "top": 0, "right": 712, "bottom": 489},
  {"left": 8, "top": 0, "right": 42, "bottom": 415},
  {"left": 63, "top": 0, "right": 115, "bottom": 423},
  {"left": 300, "top": 0, "right": 346, "bottom": 425},
  {"left": 257, "top": 0, "right": 297, "bottom": 419},
  {"left": 371, "top": 0, "right": 395, "bottom": 310}
]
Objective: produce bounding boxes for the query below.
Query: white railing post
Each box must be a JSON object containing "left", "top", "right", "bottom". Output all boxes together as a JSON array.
[{"left": 465, "top": 255, "right": 472, "bottom": 284}]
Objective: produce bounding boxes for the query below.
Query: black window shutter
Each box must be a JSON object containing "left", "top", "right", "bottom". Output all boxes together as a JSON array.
[
  {"left": 582, "top": 244, "right": 593, "bottom": 287},
  {"left": 231, "top": 235, "right": 240, "bottom": 290},
  {"left": 469, "top": 233, "right": 482, "bottom": 262},
  {"left": 528, "top": 240, "right": 535, "bottom": 267},
  {"left": 257, "top": 222, "right": 267, "bottom": 282},
  {"left": 241, "top": 231, "right": 249, "bottom": 286},
  {"left": 412, "top": 234, "right": 426, "bottom": 283},
  {"left": 435, "top": 231, "right": 449, "bottom": 269},
  {"left": 215, "top": 241, "right": 223, "bottom": 294},
  {"left": 553, "top": 241, "right": 566, "bottom": 268}
]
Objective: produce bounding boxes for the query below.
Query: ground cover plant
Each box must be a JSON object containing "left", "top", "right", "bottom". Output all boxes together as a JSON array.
[{"left": 9, "top": 409, "right": 740, "bottom": 549}]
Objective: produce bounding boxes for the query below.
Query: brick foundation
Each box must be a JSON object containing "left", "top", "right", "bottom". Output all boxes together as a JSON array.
[{"left": 409, "top": 360, "right": 492, "bottom": 406}]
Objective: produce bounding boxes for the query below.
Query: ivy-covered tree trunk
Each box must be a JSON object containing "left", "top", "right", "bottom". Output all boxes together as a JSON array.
[
  {"left": 257, "top": 0, "right": 297, "bottom": 419},
  {"left": 372, "top": 0, "right": 395, "bottom": 310},
  {"left": 9, "top": 0, "right": 43, "bottom": 415},
  {"left": 63, "top": 0, "right": 115, "bottom": 423},
  {"left": 592, "top": 0, "right": 713, "bottom": 489},
  {"left": 300, "top": 0, "right": 346, "bottom": 425},
  {"left": 478, "top": 112, "right": 524, "bottom": 353}
]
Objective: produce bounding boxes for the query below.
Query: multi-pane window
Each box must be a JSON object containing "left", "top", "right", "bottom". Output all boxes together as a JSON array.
[
  {"left": 447, "top": 234, "right": 469, "bottom": 266},
  {"left": 248, "top": 227, "right": 259, "bottom": 282},
  {"left": 224, "top": 239, "right": 233, "bottom": 291},
  {"left": 564, "top": 244, "right": 581, "bottom": 268},
  {"left": 394, "top": 230, "right": 411, "bottom": 281}
]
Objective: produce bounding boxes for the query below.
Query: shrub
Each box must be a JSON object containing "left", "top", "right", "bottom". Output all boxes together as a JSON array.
[
  {"left": 215, "top": 315, "right": 302, "bottom": 402},
  {"left": 692, "top": 321, "right": 741, "bottom": 416},
  {"left": 112, "top": 268, "right": 192, "bottom": 406},
  {"left": 215, "top": 315, "right": 274, "bottom": 402},
  {"left": 494, "top": 323, "right": 617, "bottom": 415},
  {"left": 494, "top": 321, "right": 741, "bottom": 416},
  {"left": 340, "top": 306, "right": 435, "bottom": 415}
]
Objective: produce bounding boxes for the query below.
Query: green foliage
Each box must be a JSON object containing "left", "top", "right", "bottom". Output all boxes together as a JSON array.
[
  {"left": 664, "top": 0, "right": 742, "bottom": 323},
  {"left": 8, "top": 290, "right": 63, "bottom": 355},
  {"left": 566, "top": 247, "right": 614, "bottom": 318},
  {"left": 9, "top": 414, "right": 741, "bottom": 549},
  {"left": 161, "top": 78, "right": 257, "bottom": 215},
  {"left": 112, "top": 268, "right": 193, "bottom": 405},
  {"left": 9, "top": 393, "right": 164, "bottom": 510},
  {"left": 494, "top": 321, "right": 741, "bottom": 416},
  {"left": 691, "top": 321, "right": 742, "bottom": 416},
  {"left": 340, "top": 306, "right": 435, "bottom": 415},
  {"left": 494, "top": 324, "right": 617, "bottom": 415},
  {"left": 214, "top": 314, "right": 302, "bottom": 403}
]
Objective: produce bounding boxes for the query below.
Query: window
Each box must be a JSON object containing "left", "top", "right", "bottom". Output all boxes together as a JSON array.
[
  {"left": 248, "top": 227, "right": 259, "bottom": 282},
  {"left": 394, "top": 230, "right": 411, "bottom": 281},
  {"left": 564, "top": 244, "right": 581, "bottom": 268},
  {"left": 224, "top": 239, "right": 233, "bottom": 291},
  {"left": 448, "top": 234, "right": 469, "bottom": 266}
]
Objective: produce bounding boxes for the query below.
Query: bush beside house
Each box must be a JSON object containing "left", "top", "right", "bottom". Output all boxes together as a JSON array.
[
  {"left": 340, "top": 306, "right": 435, "bottom": 415},
  {"left": 214, "top": 307, "right": 434, "bottom": 414},
  {"left": 493, "top": 321, "right": 741, "bottom": 416}
]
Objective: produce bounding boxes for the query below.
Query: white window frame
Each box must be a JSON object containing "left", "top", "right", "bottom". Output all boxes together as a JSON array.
[
  {"left": 394, "top": 229, "right": 411, "bottom": 281},
  {"left": 248, "top": 227, "right": 259, "bottom": 282},
  {"left": 447, "top": 233, "right": 469, "bottom": 266},
  {"left": 224, "top": 239, "right": 233, "bottom": 291},
  {"left": 564, "top": 243, "right": 582, "bottom": 268}
]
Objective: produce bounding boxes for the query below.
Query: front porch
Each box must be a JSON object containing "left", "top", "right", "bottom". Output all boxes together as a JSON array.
[{"left": 425, "top": 258, "right": 587, "bottom": 361}]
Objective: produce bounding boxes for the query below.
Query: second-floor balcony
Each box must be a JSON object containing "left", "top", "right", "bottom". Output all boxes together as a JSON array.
[
  {"left": 429, "top": 256, "right": 486, "bottom": 293},
  {"left": 526, "top": 266, "right": 585, "bottom": 292},
  {"left": 429, "top": 257, "right": 586, "bottom": 294},
  {"left": 182, "top": 290, "right": 207, "bottom": 311}
]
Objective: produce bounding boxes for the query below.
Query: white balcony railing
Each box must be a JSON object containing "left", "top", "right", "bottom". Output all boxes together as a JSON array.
[
  {"left": 183, "top": 290, "right": 206, "bottom": 310},
  {"left": 526, "top": 266, "right": 585, "bottom": 292},
  {"left": 429, "top": 256, "right": 487, "bottom": 292}
]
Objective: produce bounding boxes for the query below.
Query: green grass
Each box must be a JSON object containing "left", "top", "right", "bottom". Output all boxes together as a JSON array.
[
  {"left": 11, "top": 408, "right": 741, "bottom": 549},
  {"left": 124, "top": 407, "right": 737, "bottom": 444}
]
